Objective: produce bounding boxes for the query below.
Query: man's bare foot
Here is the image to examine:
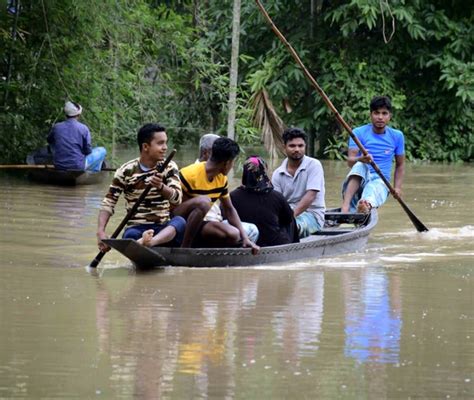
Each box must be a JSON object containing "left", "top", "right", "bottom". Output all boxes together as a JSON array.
[
  {"left": 138, "top": 229, "right": 155, "bottom": 247},
  {"left": 356, "top": 199, "right": 372, "bottom": 214}
]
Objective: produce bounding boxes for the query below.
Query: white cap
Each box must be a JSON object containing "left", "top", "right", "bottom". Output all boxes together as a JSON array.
[
  {"left": 199, "top": 133, "right": 220, "bottom": 150},
  {"left": 64, "top": 101, "right": 82, "bottom": 117}
]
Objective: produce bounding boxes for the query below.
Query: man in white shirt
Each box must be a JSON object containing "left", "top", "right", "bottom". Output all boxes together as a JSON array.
[{"left": 272, "top": 128, "right": 326, "bottom": 238}]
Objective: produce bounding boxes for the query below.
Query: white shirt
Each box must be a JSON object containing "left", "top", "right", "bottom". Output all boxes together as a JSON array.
[{"left": 272, "top": 155, "right": 326, "bottom": 227}]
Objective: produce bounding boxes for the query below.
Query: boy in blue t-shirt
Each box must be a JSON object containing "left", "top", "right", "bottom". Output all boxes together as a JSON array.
[{"left": 341, "top": 96, "right": 405, "bottom": 213}]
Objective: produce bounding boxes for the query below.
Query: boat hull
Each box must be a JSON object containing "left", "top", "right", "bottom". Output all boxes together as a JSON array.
[
  {"left": 103, "top": 209, "right": 378, "bottom": 268},
  {"left": 26, "top": 147, "right": 107, "bottom": 185},
  {"left": 27, "top": 168, "right": 106, "bottom": 185}
]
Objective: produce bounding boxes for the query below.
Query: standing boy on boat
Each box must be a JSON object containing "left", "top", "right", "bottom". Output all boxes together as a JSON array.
[
  {"left": 173, "top": 137, "right": 259, "bottom": 252},
  {"left": 341, "top": 96, "right": 405, "bottom": 214},
  {"left": 47, "top": 101, "right": 106, "bottom": 171},
  {"left": 272, "top": 127, "right": 326, "bottom": 238},
  {"left": 96, "top": 123, "right": 185, "bottom": 251}
]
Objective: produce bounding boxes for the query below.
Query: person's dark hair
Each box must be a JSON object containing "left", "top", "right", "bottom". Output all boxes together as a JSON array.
[
  {"left": 210, "top": 137, "right": 240, "bottom": 163},
  {"left": 137, "top": 123, "right": 166, "bottom": 151},
  {"left": 370, "top": 96, "right": 392, "bottom": 112},
  {"left": 282, "top": 127, "right": 308, "bottom": 145}
]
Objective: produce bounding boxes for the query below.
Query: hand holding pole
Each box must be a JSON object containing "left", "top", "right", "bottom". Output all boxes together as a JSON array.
[
  {"left": 255, "top": 0, "right": 428, "bottom": 232},
  {"left": 89, "top": 149, "right": 177, "bottom": 268}
]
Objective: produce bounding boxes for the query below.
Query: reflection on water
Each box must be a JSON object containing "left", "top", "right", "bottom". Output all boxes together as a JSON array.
[
  {"left": 0, "top": 159, "right": 473, "bottom": 399},
  {"left": 344, "top": 269, "right": 401, "bottom": 364},
  {"left": 272, "top": 272, "right": 324, "bottom": 357},
  {"left": 91, "top": 270, "right": 328, "bottom": 398}
]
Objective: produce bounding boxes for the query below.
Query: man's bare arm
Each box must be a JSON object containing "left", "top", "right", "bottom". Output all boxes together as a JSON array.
[
  {"left": 293, "top": 190, "right": 317, "bottom": 217},
  {"left": 221, "top": 197, "right": 259, "bottom": 253},
  {"left": 346, "top": 148, "right": 373, "bottom": 167},
  {"left": 393, "top": 154, "right": 405, "bottom": 198},
  {"left": 97, "top": 210, "right": 112, "bottom": 252}
]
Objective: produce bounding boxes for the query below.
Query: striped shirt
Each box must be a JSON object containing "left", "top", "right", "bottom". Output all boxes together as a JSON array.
[
  {"left": 179, "top": 161, "right": 229, "bottom": 203},
  {"left": 100, "top": 158, "right": 182, "bottom": 226}
]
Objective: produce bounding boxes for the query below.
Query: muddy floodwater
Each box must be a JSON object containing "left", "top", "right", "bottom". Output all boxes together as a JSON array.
[{"left": 0, "top": 150, "right": 472, "bottom": 399}]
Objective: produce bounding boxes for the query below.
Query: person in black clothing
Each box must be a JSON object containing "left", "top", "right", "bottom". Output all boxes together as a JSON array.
[{"left": 230, "top": 156, "right": 299, "bottom": 247}]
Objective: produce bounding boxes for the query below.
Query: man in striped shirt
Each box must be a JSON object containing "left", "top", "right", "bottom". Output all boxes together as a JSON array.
[
  {"left": 97, "top": 124, "right": 185, "bottom": 251},
  {"left": 174, "top": 137, "right": 259, "bottom": 253}
]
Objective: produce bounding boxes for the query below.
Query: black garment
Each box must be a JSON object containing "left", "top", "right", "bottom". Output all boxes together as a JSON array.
[
  {"left": 230, "top": 187, "right": 299, "bottom": 247},
  {"left": 242, "top": 155, "right": 273, "bottom": 193}
]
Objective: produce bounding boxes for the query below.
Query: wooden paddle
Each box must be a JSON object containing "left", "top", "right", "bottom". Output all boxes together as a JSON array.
[
  {"left": 89, "top": 149, "right": 177, "bottom": 268},
  {"left": 255, "top": 0, "right": 428, "bottom": 232},
  {"left": 0, "top": 164, "right": 116, "bottom": 171}
]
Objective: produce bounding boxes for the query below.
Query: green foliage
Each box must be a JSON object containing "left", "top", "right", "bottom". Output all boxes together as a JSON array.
[
  {"left": 238, "top": 0, "right": 473, "bottom": 161},
  {"left": 0, "top": 0, "right": 228, "bottom": 162},
  {"left": 0, "top": 0, "right": 472, "bottom": 163}
]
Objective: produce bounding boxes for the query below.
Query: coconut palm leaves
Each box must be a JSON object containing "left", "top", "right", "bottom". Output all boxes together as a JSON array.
[{"left": 250, "top": 88, "right": 285, "bottom": 161}]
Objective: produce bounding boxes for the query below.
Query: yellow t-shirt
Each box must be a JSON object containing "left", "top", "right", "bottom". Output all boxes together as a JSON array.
[{"left": 179, "top": 161, "right": 229, "bottom": 203}]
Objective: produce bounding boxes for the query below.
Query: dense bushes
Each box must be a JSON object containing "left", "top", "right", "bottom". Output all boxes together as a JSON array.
[{"left": 1, "top": 0, "right": 472, "bottom": 163}]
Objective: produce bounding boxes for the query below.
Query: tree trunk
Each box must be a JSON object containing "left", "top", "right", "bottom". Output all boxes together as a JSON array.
[
  {"left": 226, "top": 0, "right": 241, "bottom": 140},
  {"left": 3, "top": 0, "right": 20, "bottom": 107},
  {"left": 110, "top": 39, "right": 118, "bottom": 161}
]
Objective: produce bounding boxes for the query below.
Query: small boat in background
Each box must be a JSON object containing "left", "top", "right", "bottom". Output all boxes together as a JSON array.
[
  {"left": 26, "top": 147, "right": 109, "bottom": 186},
  {"left": 103, "top": 209, "right": 378, "bottom": 268}
]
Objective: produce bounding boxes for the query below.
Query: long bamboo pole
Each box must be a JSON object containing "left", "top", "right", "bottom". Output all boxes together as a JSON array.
[{"left": 255, "top": 0, "right": 428, "bottom": 232}]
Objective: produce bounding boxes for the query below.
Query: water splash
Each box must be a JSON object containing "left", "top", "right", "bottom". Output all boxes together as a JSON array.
[{"left": 380, "top": 226, "right": 474, "bottom": 241}]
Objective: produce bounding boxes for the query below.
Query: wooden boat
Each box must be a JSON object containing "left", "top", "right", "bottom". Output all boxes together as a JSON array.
[
  {"left": 103, "top": 209, "right": 378, "bottom": 268},
  {"left": 26, "top": 147, "right": 108, "bottom": 185}
]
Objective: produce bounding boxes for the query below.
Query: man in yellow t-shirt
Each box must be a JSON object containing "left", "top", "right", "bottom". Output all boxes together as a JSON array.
[{"left": 173, "top": 137, "right": 259, "bottom": 253}]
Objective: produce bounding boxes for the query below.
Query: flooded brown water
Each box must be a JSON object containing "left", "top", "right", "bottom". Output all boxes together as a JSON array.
[{"left": 0, "top": 149, "right": 473, "bottom": 399}]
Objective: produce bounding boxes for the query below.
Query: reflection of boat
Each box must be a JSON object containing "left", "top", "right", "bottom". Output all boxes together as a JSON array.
[
  {"left": 26, "top": 147, "right": 108, "bottom": 186},
  {"left": 103, "top": 209, "right": 378, "bottom": 268}
]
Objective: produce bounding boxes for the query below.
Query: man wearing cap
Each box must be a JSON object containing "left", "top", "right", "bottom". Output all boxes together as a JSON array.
[{"left": 47, "top": 101, "right": 106, "bottom": 171}]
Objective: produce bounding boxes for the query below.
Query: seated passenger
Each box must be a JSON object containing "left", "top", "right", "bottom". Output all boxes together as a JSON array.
[
  {"left": 230, "top": 156, "right": 298, "bottom": 247},
  {"left": 47, "top": 101, "right": 106, "bottom": 172},
  {"left": 97, "top": 124, "right": 185, "bottom": 250},
  {"left": 272, "top": 127, "right": 326, "bottom": 238},
  {"left": 173, "top": 137, "right": 259, "bottom": 253},
  {"left": 196, "top": 133, "right": 259, "bottom": 243}
]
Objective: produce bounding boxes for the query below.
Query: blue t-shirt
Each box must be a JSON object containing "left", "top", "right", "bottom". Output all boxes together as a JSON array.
[
  {"left": 349, "top": 124, "right": 405, "bottom": 180},
  {"left": 47, "top": 119, "right": 92, "bottom": 170}
]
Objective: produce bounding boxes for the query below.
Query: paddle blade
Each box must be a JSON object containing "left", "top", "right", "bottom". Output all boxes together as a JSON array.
[
  {"left": 407, "top": 211, "right": 429, "bottom": 232},
  {"left": 397, "top": 198, "right": 429, "bottom": 232},
  {"left": 89, "top": 251, "right": 106, "bottom": 268}
]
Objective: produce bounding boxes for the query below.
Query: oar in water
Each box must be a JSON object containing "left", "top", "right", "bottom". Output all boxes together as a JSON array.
[
  {"left": 89, "top": 149, "right": 177, "bottom": 268},
  {"left": 255, "top": 0, "right": 429, "bottom": 232},
  {"left": 0, "top": 164, "right": 116, "bottom": 171}
]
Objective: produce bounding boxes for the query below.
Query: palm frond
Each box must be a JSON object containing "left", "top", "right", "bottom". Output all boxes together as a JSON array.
[{"left": 250, "top": 88, "right": 285, "bottom": 160}]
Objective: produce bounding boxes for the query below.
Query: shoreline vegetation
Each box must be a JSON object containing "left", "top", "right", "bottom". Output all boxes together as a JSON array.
[{"left": 1, "top": 1, "right": 472, "bottom": 164}]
